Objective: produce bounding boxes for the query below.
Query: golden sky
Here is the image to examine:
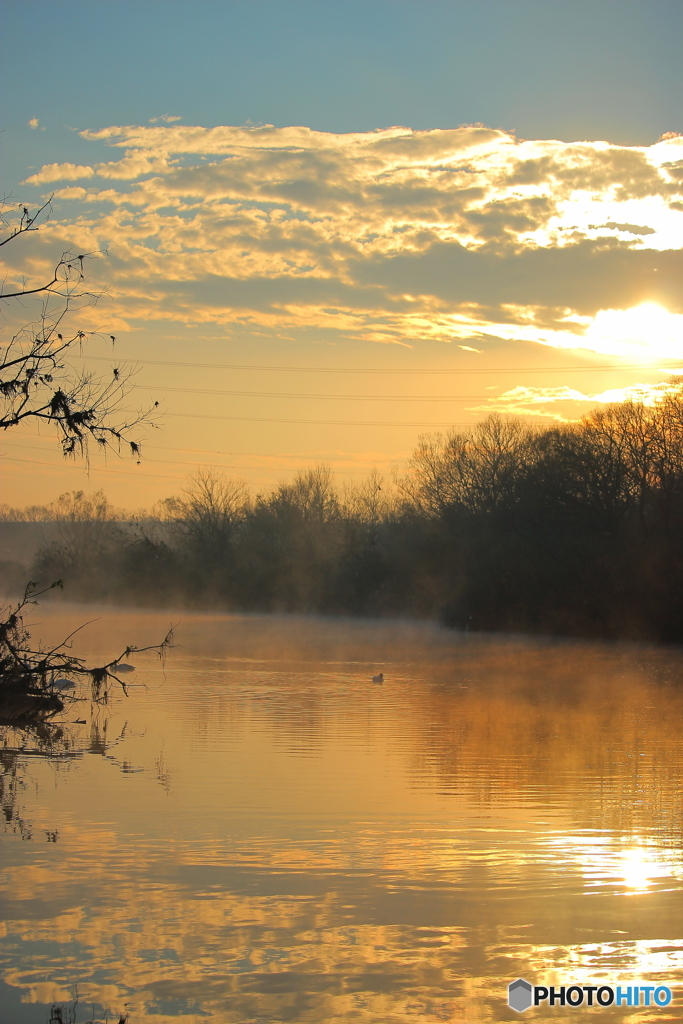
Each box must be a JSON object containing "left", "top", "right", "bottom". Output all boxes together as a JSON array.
[{"left": 3, "top": 125, "right": 683, "bottom": 507}]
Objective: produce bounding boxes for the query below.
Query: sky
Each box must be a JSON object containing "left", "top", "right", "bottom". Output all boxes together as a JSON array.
[{"left": 2, "top": 0, "right": 683, "bottom": 508}]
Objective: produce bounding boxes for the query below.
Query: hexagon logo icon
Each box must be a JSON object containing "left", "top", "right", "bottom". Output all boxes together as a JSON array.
[{"left": 508, "top": 978, "right": 533, "bottom": 1012}]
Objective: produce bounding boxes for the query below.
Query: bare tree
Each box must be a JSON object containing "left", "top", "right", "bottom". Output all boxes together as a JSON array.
[
  {"left": 0, "top": 201, "right": 169, "bottom": 714},
  {"left": 341, "top": 469, "right": 395, "bottom": 525},
  {"left": 0, "top": 581, "right": 173, "bottom": 720},
  {"left": 1, "top": 196, "right": 155, "bottom": 458},
  {"left": 160, "top": 469, "right": 249, "bottom": 549},
  {"left": 401, "top": 415, "right": 535, "bottom": 518}
]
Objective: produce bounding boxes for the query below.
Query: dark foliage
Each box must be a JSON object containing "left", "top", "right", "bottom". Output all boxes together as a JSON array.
[
  {"left": 16, "top": 389, "right": 683, "bottom": 641},
  {"left": 1, "top": 196, "right": 154, "bottom": 458},
  {"left": 0, "top": 581, "right": 174, "bottom": 721}
]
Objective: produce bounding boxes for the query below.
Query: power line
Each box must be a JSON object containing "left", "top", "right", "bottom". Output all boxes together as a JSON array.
[
  {"left": 0, "top": 446, "right": 400, "bottom": 481},
  {"left": 145, "top": 443, "right": 401, "bottom": 463},
  {"left": 0, "top": 438, "right": 401, "bottom": 472},
  {"left": 81, "top": 354, "right": 683, "bottom": 376},
  {"left": 134, "top": 384, "right": 543, "bottom": 402},
  {"left": 165, "top": 411, "right": 476, "bottom": 427},
  {"left": 1, "top": 453, "right": 189, "bottom": 482},
  {"left": 137, "top": 380, "right": 674, "bottom": 402},
  {"left": 0, "top": 439, "right": 229, "bottom": 470},
  {"left": 1, "top": 432, "right": 405, "bottom": 464}
]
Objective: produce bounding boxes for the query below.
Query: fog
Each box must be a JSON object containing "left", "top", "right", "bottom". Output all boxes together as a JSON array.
[
  {"left": 3, "top": 606, "right": 682, "bottom": 1022},
  {"left": 4, "top": 396, "right": 683, "bottom": 642}
]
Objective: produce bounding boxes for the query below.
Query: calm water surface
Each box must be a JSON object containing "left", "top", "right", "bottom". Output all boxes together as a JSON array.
[{"left": 1, "top": 608, "right": 682, "bottom": 1023}]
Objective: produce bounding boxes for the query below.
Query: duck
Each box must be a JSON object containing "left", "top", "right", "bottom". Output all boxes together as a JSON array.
[
  {"left": 53, "top": 678, "right": 76, "bottom": 690},
  {"left": 372, "top": 672, "right": 384, "bottom": 684}
]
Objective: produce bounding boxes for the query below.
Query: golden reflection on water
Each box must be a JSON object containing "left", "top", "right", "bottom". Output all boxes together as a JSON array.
[{"left": 1, "top": 608, "right": 682, "bottom": 1022}]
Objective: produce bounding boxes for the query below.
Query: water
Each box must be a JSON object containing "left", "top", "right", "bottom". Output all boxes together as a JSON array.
[{"left": 1, "top": 607, "right": 682, "bottom": 1022}]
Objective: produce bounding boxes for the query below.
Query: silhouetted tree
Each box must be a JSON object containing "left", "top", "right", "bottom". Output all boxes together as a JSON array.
[
  {"left": 158, "top": 470, "right": 248, "bottom": 600},
  {"left": 15, "top": 392, "right": 683, "bottom": 641},
  {"left": 1, "top": 199, "right": 166, "bottom": 711},
  {"left": 1, "top": 197, "right": 153, "bottom": 458}
]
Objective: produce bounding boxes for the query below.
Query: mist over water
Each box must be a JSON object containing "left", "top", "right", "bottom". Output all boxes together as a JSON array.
[
  {"left": 1, "top": 608, "right": 682, "bottom": 1022},
  {"left": 8, "top": 394, "right": 683, "bottom": 643}
]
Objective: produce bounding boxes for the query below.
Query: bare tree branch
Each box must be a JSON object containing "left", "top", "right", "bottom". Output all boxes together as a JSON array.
[
  {"left": 0, "top": 581, "right": 175, "bottom": 715},
  {"left": 0, "top": 199, "right": 158, "bottom": 459}
]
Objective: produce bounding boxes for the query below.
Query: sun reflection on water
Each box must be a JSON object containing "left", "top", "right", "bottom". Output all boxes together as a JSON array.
[
  {"left": 2, "top": 611, "right": 683, "bottom": 1022},
  {"left": 545, "top": 833, "right": 683, "bottom": 896},
  {"left": 617, "top": 844, "right": 682, "bottom": 894}
]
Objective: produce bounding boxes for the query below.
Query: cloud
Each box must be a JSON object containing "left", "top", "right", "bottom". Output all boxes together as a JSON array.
[
  {"left": 471, "top": 379, "right": 683, "bottom": 420},
  {"left": 16, "top": 124, "right": 683, "bottom": 352},
  {"left": 24, "top": 163, "right": 95, "bottom": 184},
  {"left": 149, "top": 114, "right": 183, "bottom": 123}
]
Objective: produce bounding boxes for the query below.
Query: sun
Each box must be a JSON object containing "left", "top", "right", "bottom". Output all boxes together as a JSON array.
[{"left": 583, "top": 303, "right": 683, "bottom": 362}]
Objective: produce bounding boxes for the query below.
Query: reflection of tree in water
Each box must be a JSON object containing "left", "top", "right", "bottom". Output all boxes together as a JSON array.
[
  {"left": 403, "top": 644, "right": 683, "bottom": 839},
  {"left": 47, "top": 990, "right": 129, "bottom": 1024},
  {"left": 1, "top": 719, "right": 80, "bottom": 840},
  {"left": 0, "top": 714, "right": 161, "bottom": 840}
]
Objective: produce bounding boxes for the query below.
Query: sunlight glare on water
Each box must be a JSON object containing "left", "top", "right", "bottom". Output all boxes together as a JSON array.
[{"left": 1, "top": 608, "right": 682, "bottom": 1022}]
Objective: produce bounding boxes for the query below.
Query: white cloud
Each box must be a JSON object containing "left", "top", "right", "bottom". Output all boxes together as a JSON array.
[
  {"left": 470, "top": 380, "right": 683, "bottom": 420},
  {"left": 16, "top": 124, "right": 683, "bottom": 351},
  {"left": 24, "top": 163, "right": 95, "bottom": 184}
]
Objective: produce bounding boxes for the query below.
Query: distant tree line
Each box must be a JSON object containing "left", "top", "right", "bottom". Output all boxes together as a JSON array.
[{"left": 5, "top": 387, "right": 683, "bottom": 642}]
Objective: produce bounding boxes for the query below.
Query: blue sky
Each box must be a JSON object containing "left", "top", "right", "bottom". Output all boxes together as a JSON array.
[
  {"left": 3, "top": 0, "right": 682, "bottom": 167},
  {"left": 2, "top": 1, "right": 683, "bottom": 507}
]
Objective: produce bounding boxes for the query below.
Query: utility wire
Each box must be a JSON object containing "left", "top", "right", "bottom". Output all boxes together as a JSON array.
[
  {"left": 1, "top": 450, "right": 396, "bottom": 479},
  {"left": 0, "top": 437, "right": 402, "bottom": 471},
  {"left": 165, "top": 412, "right": 481, "bottom": 427},
  {"left": 1, "top": 454, "right": 190, "bottom": 482},
  {"left": 133, "top": 381, "right": 669, "bottom": 402},
  {"left": 1, "top": 436, "right": 405, "bottom": 463},
  {"left": 81, "top": 354, "right": 683, "bottom": 376},
  {"left": 135, "top": 384, "right": 547, "bottom": 401}
]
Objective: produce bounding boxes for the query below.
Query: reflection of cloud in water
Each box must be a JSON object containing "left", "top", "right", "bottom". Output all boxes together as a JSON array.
[
  {"left": 497, "top": 938, "right": 683, "bottom": 997},
  {"left": 2, "top": 610, "right": 683, "bottom": 1021},
  {"left": 4, "top": 841, "right": 682, "bottom": 1023}
]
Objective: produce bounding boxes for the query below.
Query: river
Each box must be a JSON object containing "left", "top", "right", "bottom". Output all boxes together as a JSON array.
[{"left": 1, "top": 607, "right": 682, "bottom": 1022}]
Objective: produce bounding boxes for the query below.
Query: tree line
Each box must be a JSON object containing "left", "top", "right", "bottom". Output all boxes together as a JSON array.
[{"left": 5, "top": 387, "right": 683, "bottom": 642}]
